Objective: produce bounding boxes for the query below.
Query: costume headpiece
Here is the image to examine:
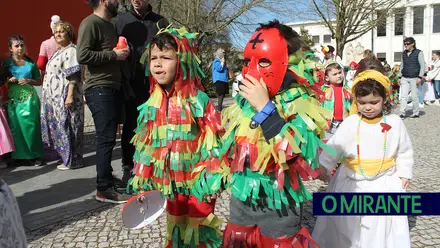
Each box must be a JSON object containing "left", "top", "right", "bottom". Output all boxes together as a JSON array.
[
  {"left": 242, "top": 28, "right": 289, "bottom": 97},
  {"left": 50, "top": 15, "right": 61, "bottom": 34},
  {"left": 321, "top": 45, "right": 335, "bottom": 54},
  {"left": 323, "top": 60, "right": 342, "bottom": 70},
  {"left": 140, "top": 26, "right": 205, "bottom": 95},
  {"left": 349, "top": 61, "right": 359, "bottom": 69},
  {"left": 349, "top": 69, "right": 391, "bottom": 115}
]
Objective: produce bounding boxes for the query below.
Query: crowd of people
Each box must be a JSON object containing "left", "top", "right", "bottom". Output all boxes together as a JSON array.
[{"left": 1, "top": 0, "right": 436, "bottom": 247}]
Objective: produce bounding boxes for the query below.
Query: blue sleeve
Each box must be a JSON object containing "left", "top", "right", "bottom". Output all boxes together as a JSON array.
[{"left": 213, "top": 60, "right": 224, "bottom": 72}]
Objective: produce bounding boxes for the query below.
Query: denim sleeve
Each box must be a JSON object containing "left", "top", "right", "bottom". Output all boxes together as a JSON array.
[{"left": 260, "top": 111, "right": 286, "bottom": 143}]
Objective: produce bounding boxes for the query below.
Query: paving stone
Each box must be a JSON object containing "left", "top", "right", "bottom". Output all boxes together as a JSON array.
[
  {"left": 23, "top": 104, "right": 440, "bottom": 246},
  {"left": 98, "top": 242, "right": 110, "bottom": 248}
]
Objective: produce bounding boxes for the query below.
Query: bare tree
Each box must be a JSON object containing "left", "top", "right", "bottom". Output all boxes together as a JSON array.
[
  {"left": 152, "top": 0, "right": 292, "bottom": 46},
  {"left": 295, "top": 0, "right": 402, "bottom": 57},
  {"left": 118, "top": 0, "right": 293, "bottom": 95}
]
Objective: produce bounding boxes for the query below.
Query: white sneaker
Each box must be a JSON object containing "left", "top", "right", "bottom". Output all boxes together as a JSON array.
[
  {"left": 433, "top": 100, "right": 440, "bottom": 106},
  {"left": 419, "top": 103, "right": 424, "bottom": 108},
  {"left": 426, "top": 101, "right": 433, "bottom": 106},
  {"left": 57, "top": 164, "right": 70, "bottom": 170}
]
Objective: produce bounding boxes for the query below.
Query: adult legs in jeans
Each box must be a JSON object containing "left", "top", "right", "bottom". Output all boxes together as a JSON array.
[
  {"left": 121, "top": 96, "right": 147, "bottom": 183},
  {"left": 85, "top": 87, "right": 122, "bottom": 191},
  {"left": 399, "top": 77, "right": 419, "bottom": 116},
  {"left": 434, "top": 80, "right": 440, "bottom": 100},
  {"left": 418, "top": 83, "right": 424, "bottom": 105}
]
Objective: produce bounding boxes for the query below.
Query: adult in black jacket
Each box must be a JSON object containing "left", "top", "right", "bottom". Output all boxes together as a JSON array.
[
  {"left": 115, "top": 1, "right": 169, "bottom": 183},
  {"left": 399, "top": 37, "right": 425, "bottom": 118}
]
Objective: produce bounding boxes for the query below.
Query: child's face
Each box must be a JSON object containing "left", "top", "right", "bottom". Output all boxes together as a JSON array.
[
  {"left": 350, "top": 65, "right": 356, "bottom": 70},
  {"left": 149, "top": 45, "right": 178, "bottom": 88},
  {"left": 325, "top": 68, "right": 343, "bottom": 85},
  {"left": 9, "top": 40, "right": 25, "bottom": 57},
  {"left": 356, "top": 93, "right": 384, "bottom": 119},
  {"left": 432, "top": 54, "right": 439, "bottom": 61}
]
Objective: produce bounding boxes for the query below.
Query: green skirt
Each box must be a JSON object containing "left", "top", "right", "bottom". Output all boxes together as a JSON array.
[{"left": 7, "top": 84, "right": 43, "bottom": 160}]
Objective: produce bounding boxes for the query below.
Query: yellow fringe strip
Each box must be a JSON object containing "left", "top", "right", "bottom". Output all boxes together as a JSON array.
[
  {"left": 184, "top": 213, "right": 222, "bottom": 245},
  {"left": 222, "top": 87, "right": 332, "bottom": 173}
]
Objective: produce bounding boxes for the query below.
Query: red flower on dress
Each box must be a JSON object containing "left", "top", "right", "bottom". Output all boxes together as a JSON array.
[{"left": 380, "top": 123, "right": 392, "bottom": 133}]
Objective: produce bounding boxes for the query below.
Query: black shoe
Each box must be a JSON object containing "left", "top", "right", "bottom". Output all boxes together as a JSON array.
[
  {"left": 95, "top": 188, "right": 131, "bottom": 204},
  {"left": 112, "top": 176, "right": 127, "bottom": 190},
  {"left": 122, "top": 167, "right": 132, "bottom": 185},
  {"left": 410, "top": 114, "right": 419, "bottom": 118},
  {"left": 399, "top": 114, "right": 406, "bottom": 119},
  {"left": 33, "top": 159, "right": 46, "bottom": 167}
]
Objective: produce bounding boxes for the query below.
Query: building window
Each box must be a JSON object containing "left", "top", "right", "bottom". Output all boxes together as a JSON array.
[
  {"left": 377, "top": 53, "right": 386, "bottom": 62},
  {"left": 377, "top": 10, "right": 387, "bottom": 37},
  {"left": 312, "top": 35, "right": 320, "bottom": 43},
  {"left": 434, "top": 5, "right": 440, "bottom": 33},
  {"left": 413, "top": 6, "right": 424, "bottom": 34},
  {"left": 323, "top": 34, "right": 332, "bottom": 43},
  {"left": 394, "top": 52, "right": 402, "bottom": 62},
  {"left": 394, "top": 8, "right": 405, "bottom": 36}
]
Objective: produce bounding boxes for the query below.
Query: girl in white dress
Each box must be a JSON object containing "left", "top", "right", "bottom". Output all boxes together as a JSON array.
[{"left": 312, "top": 64, "right": 414, "bottom": 248}]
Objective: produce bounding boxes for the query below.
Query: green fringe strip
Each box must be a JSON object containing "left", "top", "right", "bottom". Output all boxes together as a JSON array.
[{"left": 228, "top": 168, "right": 311, "bottom": 210}]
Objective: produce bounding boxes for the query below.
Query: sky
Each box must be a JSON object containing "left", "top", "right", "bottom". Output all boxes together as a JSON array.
[{"left": 230, "top": 6, "right": 308, "bottom": 48}]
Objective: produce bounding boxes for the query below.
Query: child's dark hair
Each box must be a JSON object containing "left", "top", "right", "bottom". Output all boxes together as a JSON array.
[
  {"left": 149, "top": 32, "right": 178, "bottom": 52},
  {"left": 355, "top": 57, "right": 385, "bottom": 76},
  {"left": 256, "top": 20, "right": 301, "bottom": 55},
  {"left": 8, "top": 35, "right": 33, "bottom": 62},
  {"left": 8, "top": 35, "right": 24, "bottom": 49},
  {"left": 433, "top": 50, "right": 440, "bottom": 57},
  {"left": 353, "top": 59, "right": 393, "bottom": 114},
  {"left": 324, "top": 63, "right": 342, "bottom": 76}
]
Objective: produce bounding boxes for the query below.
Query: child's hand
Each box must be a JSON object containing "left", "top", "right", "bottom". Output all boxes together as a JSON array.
[
  {"left": 317, "top": 165, "right": 329, "bottom": 182},
  {"left": 206, "top": 193, "right": 218, "bottom": 203},
  {"left": 400, "top": 177, "right": 410, "bottom": 190},
  {"left": 8, "top": 77, "right": 18, "bottom": 83},
  {"left": 239, "top": 74, "right": 270, "bottom": 112},
  {"left": 206, "top": 189, "right": 223, "bottom": 203},
  {"left": 18, "top": 78, "right": 28, "bottom": 85}
]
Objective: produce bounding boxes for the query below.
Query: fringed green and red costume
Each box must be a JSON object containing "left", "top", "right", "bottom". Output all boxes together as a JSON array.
[
  {"left": 129, "top": 27, "right": 223, "bottom": 248},
  {"left": 191, "top": 50, "right": 335, "bottom": 247},
  {"left": 321, "top": 84, "right": 352, "bottom": 123},
  {"left": 388, "top": 70, "right": 400, "bottom": 104}
]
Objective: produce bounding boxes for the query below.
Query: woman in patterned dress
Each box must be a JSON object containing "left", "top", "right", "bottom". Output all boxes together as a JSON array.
[
  {"left": 41, "top": 22, "right": 84, "bottom": 170},
  {"left": 4, "top": 36, "right": 44, "bottom": 166}
]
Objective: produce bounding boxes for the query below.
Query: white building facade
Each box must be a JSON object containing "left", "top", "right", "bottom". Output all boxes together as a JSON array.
[{"left": 286, "top": 0, "right": 440, "bottom": 66}]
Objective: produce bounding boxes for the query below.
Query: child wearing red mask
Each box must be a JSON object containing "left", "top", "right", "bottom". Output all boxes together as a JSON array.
[{"left": 191, "top": 20, "right": 331, "bottom": 247}]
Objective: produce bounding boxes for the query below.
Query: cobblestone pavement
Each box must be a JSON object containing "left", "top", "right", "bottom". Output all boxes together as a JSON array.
[{"left": 10, "top": 104, "right": 440, "bottom": 247}]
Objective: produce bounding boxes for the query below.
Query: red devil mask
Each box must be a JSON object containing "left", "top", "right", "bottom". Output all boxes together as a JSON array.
[{"left": 242, "top": 28, "right": 288, "bottom": 97}]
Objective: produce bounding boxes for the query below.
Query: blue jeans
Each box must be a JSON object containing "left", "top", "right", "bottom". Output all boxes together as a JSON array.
[
  {"left": 85, "top": 87, "right": 122, "bottom": 191},
  {"left": 418, "top": 83, "right": 424, "bottom": 104},
  {"left": 434, "top": 80, "right": 440, "bottom": 99}
]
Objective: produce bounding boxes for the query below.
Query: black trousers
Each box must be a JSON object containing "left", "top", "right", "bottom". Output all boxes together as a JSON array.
[
  {"left": 85, "top": 87, "right": 122, "bottom": 191},
  {"left": 121, "top": 89, "right": 149, "bottom": 171}
]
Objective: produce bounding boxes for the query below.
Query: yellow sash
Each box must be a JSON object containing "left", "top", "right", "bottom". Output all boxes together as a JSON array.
[{"left": 344, "top": 158, "right": 395, "bottom": 176}]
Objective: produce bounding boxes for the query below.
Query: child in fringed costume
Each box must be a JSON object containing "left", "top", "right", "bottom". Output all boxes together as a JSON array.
[
  {"left": 313, "top": 63, "right": 413, "bottom": 248},
  {"left": 389, "top": 64, "right": 401, "bottom": 104},
  {"left": 128, "top": 28, "right": 224, "bottom": 248},
  {"left": 321, "top": 61, "right": 352, "bottom": 140},
  {"left": 191, "top": 20, "right": 332, "bottom": 247}
]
